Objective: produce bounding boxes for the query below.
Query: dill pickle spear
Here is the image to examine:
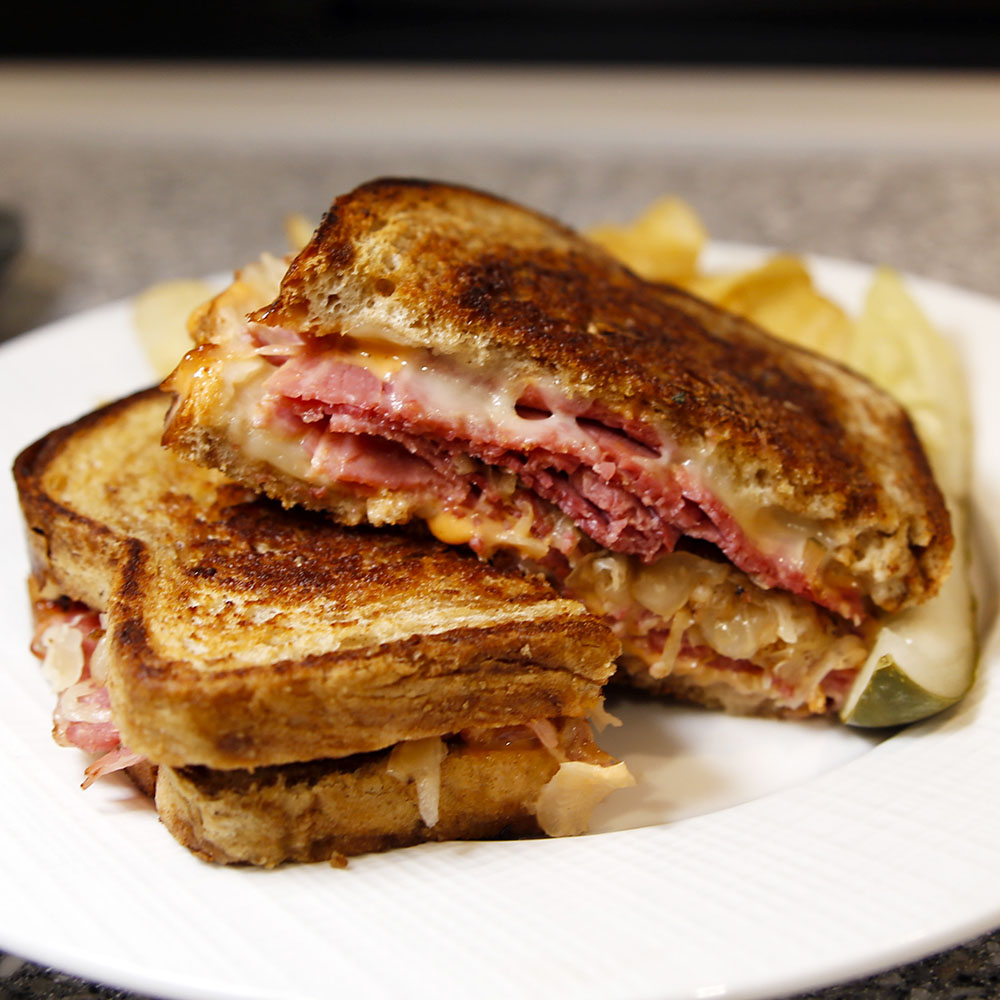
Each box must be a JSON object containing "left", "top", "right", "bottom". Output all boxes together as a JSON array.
[{"left": 840, "top": 269, "right": 976, "bottom": 727}]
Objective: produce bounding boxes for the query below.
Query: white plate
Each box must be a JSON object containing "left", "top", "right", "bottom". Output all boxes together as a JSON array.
[{"left": 0, "top": 246, "right": 997, "bottom": 1000}]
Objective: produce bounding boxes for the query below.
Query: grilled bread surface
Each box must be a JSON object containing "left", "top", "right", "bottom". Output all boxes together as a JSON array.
[
  {"left": 15, "top": 390, "right": 618, "bottom": 770},
  {"left": 173, "top": 177, "right": 950, "bottom": 614},
  {"left": 157, "top": 742, "right": 558, "bottom": 867}
]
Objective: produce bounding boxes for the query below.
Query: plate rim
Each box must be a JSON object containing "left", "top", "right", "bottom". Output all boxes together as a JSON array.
[{"left": 0, "top": 242, "right": 997, "bottom": 1000}]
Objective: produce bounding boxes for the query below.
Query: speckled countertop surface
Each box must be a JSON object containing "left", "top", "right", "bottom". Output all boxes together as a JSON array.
[{"left": 1, "top": 66, "right": 999, "bottom": 1000}]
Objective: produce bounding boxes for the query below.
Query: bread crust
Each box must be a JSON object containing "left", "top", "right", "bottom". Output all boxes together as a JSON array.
[
  {"left": 15, "top": 390, "right": 618, "bottom": 769},
  {"left": 156, "top": 741, "right": 557, "bottom": 867},
  {"left": 235, "top": 178, "right": 951, "bottom": 613}
]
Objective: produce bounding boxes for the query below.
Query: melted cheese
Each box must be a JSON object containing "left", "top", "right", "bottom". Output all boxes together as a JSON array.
[
  {"left": 335, "top": 344, "right": 833, "bottom": 582},
  {"left": 426, "top": 511, "right": 476, "bottom": 546},
  {"left": 427, "top": 506, "right": 550, "bottom": 561},
  {"left": 226, "top": 363, "right": 316, "bottom": 481},
  {"left": 346, "top": 339, "right": 415, "bottom": 380},
  {"left": 219, "top": 327, "right": 842, "bottom": 597}
]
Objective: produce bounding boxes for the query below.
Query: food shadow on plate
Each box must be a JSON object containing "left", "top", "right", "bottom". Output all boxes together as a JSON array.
[
  {"left": 590, "top": 689, "right": 884, "bottom": 835},
  {"left": 90, "top": 767, "right": 157, "bottom": 815}
]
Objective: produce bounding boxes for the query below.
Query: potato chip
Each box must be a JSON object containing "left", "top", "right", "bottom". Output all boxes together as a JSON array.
[
  {"left": 848, "top": 267, "right": 970, "bottom": 498},
  {"left": 284, "top": 213, "right": 314, "bottom": 253},
  {"left": 686, "top": 254, "right": 853, "bottom": 361},
  {"left": 132, "top": 279, "right": 215, "bottom": 381},
  {"left": 588, "top": 197, "right": 707, "bottom": 284}
]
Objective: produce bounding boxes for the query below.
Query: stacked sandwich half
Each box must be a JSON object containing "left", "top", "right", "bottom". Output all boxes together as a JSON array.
[
  {"left": 15, "top": 179, "right": 955, "bottom": 866},
  {"left": 165, "top": 178, "right": 952, "bottom": 719},
  {"left": 15, "top": 389, "right": 629, "bottom": 867}
]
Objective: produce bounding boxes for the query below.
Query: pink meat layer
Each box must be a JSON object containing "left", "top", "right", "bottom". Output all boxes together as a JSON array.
[
  {"left": 31, "top": 600, "right": 146, "bottom": 787},
  {"left": 260, "top": 354, "right": 862, "bottom": 621}
]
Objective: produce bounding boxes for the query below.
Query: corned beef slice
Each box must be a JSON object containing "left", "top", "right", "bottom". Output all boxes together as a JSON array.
[{"left": 259, "top": 352, "right": 841, "bottom": 616}]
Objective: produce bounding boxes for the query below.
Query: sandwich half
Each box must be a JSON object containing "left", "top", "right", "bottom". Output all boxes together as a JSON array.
[
  {"left": 14, "top": 389, "right": 628, "bottom": 866},
  {"left": 163, "top": 178, "right": 953, "bottom": 717}
]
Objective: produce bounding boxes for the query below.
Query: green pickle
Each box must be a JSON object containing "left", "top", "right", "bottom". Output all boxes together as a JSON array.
[{"left": 839, "top": 269, "right": 976, "bottom": 727}]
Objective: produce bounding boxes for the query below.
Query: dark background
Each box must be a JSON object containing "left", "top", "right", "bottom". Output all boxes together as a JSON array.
[{"left": 4, "top": 0, "right": 1000, "bottom": 67}]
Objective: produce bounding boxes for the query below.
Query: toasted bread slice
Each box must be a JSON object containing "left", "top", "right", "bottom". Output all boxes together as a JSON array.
[
  {"left": 15, "top": 390, "right": 618, "bottom": 770},
  {"left": 164, "top": 179, "right": 950, "bottom": 625},
  {"left": 157, "top": 737, "right": 561, "bottom": 866},
  {"left": 15, "top": 390, "right": 629, "bottom": 864}
]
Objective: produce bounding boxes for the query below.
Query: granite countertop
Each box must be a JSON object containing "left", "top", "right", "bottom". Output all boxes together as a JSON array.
[{"left": 1, "top": 65, "right": 998, "bottom": 1000}]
